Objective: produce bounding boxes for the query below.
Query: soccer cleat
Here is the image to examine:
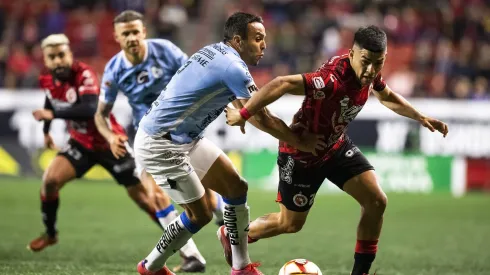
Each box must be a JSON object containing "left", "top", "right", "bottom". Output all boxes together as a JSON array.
[
  {"left": 137, "top": 260, "right": 175, "bottom": 275},
  {"left": 231, "top": 263, "right": 263, "bottom": 275},
  {"left": 172, "top": 255, "right": 206, "bottom": 273},
  {"left": 217, "top": 225, "right": 233, "bottom": 267},
  {"left": 27, "top": 232, "right": 58, "bottom": 252}
]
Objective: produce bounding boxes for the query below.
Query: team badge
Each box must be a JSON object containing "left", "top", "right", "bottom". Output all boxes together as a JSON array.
[
  {"left": 65, "top": 88, "right": 77, "bottom": 103},
  {"left": 293, "top": 193, "right": 308, "bottom": 207}
]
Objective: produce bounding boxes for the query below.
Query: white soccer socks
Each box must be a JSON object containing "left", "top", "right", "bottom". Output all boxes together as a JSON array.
[
  {"left": 145, "top": 212, "right": 201, "bottom": 271},
  {"left": 223, "top": 196, "right": 251, "bottom": 270}
]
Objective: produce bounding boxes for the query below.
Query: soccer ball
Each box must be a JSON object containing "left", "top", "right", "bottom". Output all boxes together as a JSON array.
[{"left": 278, "top": 259, "right": 323, "bottom": 275}]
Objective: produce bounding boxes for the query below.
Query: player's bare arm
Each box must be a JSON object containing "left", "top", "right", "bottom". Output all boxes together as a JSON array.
[
  {"left": 94, "top": 101, "right": 128, "bottom": 159},
  {"left": 227, "top": 99, "right": 326, "bottom": 155},
  {"left": 226, "top": 74, "right": 305, "bottom": 127},
  {"left": 373, "top": 85, "right": 449, "bottom": 137}
]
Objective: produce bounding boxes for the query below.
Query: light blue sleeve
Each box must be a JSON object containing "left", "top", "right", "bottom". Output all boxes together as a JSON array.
[
  {"left": 99, "top": 64, "right": 118, "bottom": 104},
  {"left": 163, "top": 40, "right": 188, "bottom": 74},
  {"left": 222, "top": 61, "right": 256, "bottom": 99}
]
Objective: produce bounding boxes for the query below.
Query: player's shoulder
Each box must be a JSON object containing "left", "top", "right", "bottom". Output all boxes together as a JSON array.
[
  {"left": 317, "top": 54, "right": 350, "bottom": 80},
  {"left": 72, "top": 60, "right": 95, "bottom": 75},
  {"left": 103, "top": 51, "right": 125, "bottom": 74},
  {"left": 38, "top": 68, "right": 53, "bottom": 88}
]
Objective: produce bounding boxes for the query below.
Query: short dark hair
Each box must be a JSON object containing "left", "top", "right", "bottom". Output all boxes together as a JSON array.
[
  {"left": 223, "top": 12, "right": 263, "bottom": 42},
  {"left": 113, "top": 10, "right": 144, "bottom": 25},
  {"left": 353, "top": 25, "right": 387, "bottom": 53}
]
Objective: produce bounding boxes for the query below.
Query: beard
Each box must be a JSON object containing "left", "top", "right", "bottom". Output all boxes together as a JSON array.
[{"left": 51, "top": 66, "right": 72, "bottom": 81}]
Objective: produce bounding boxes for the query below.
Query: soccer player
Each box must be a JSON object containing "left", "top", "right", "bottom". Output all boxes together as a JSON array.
[
  {"left": 28, "top": 34, "right": 171, "bottom": 254},
  {"left": 133, "top": 12, "right": 324, "bottom": 275},
  {"left": 94, "top": 10, "right": 216, "bottom": 272},
  {"left": 225, "top": 26, "right": 449, "bottom": 275}
]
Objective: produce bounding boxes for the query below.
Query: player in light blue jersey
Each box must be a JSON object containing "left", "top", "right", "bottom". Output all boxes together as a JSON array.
[
  {"left": 134, "top": 12, "right": 323, "bottom": 275},
  {"left": 93, "top": 10, "right": 210, "bottom": 273}
]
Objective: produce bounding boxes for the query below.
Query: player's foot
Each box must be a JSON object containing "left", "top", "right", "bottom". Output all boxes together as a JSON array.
[
  {"left": 231, "top": 263, "right": 263, "bottom": 275},
  {"left": 27, "top": 232, "right": 58, "bottom": 252},
  {"left": 172, "top": 255, "right": 206, "bottom": 273},
  {"left": 137, "top": 260, "right": 175, "bottom": 275},
  {"left": 217, "top": 225, "right": 233, "bottom": 267}
]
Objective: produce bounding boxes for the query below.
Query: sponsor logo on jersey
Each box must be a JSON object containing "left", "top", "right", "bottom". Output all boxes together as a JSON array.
[
  {"left": 247, "top": 82, "right": 258, "bottom": 94},
  {"left": 312, "top": 77, "right": 325, "bottom": 89},
  {"left": 136, "top": 70, "right": 150, "bottom": 84}
]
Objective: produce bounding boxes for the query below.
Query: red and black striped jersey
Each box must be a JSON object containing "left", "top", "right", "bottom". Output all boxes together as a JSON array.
[
  {"left": 279, "top": 54, "right": 386, "bottom": 166},
  {"left": 39, "top": 61, "right": 125, "bottom": 151}
]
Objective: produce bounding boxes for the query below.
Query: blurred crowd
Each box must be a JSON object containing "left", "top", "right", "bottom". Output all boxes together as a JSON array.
[
  {"left": 0, "top": 0, "right": 199, "bottom": 88},
  {"left": 0, "top": 0, "right": 489, "bottom": 99},
  {"left": 221, "top": 0, "right": 490, "bottom": 99}
]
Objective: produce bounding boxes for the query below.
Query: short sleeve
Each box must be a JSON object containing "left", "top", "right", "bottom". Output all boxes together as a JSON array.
[
  {"left": 222, "top": 61, "right": 257, "bottom": 99},
  {"left": 76, "top": 68, "right": 99, "bottom": 96},
  {"left": 99, "top": 65, "right": 118, "bottom": 104},
  {"left": 161, "top": 39, "right": 188, "bottom": 74},
  {"left": 301, "top": 69, "right": 337, "bottom": 99}
]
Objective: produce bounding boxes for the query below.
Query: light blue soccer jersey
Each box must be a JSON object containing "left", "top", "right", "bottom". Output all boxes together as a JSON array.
[
  {"left": 140, "top": 42, "right": 258, "bottom": 144},
  {"left": 100, "top": 39, "right": 188, "bottom": 129}
]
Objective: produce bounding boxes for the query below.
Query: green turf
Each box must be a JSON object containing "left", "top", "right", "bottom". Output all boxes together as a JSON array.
[{"left": 0, "top": 177, "right": 489, "bottom": 275}]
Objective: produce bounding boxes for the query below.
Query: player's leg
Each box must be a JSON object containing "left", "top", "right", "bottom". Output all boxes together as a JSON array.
[
  {"left": 28, "top": 141, "right": 93, "bottom": 251},
  {"left": 135, "top": 160, "right": 206, "bottom": 272},
  {"left": 188, "top": 139, "right": 226, "bottom": 226},
  {"left": 343, "top": 170, "right": 386, "bottom": 275},
  {"left": 247, "top": 152, "right": 323, "bottom": 241},
  {"left": 190, "top": 138, "right": 256, "bottom": 271},
  {"left": 325, "top": 138, "right": 385, "bottom": 275},
  {"left": 134, "top": 131, "right": 214, "bottom": 274}
]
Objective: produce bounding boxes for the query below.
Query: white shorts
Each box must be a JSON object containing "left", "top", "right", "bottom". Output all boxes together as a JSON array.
[{"left": 134, "top": 129, "right": 222, "bottom": 204}]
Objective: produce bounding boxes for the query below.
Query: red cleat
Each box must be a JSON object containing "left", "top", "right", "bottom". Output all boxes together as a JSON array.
[
  {"left": 231, "top": 263, "right": 263, "bottom": 275},
  {"left": 217, "top": 225, "right": 233, "bottom": 267},
  {"left": 27, "top": 233, "right": 58, "bottom": 252},
  {"left": 137, "top": 260, "right": 175, "bottom": 275}
]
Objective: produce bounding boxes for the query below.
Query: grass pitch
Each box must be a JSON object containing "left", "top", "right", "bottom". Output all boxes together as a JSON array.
[{"left": 0, "top": 177, "right": 489, "bottom": 275}]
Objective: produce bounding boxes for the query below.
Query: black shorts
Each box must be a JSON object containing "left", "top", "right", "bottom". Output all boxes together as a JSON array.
[
  {"left": 58, "top": 139, "right": 139, "bottom": 187},
  {"left": 277, "top": 137, "right": 374, "bottom": 212}
]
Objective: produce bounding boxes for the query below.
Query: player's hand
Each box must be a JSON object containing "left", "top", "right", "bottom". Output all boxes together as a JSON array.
[
  {"left": 225, "top": 106, "right": 247, "bottom": 134},
  {"left": 293, "top": 122, "right": 327, "bottom": 156},
  {"left": 109, "top": 134, "right": 128, "bottom": 159},
  {"left": 419, "top": 116, "right": 449, "bottom": 137},
  {"left": 32, "top": 109, "right": 54, "bottom": 121},
  {"left": 44, "top": 134, "right": 58, "bottom": 150}
]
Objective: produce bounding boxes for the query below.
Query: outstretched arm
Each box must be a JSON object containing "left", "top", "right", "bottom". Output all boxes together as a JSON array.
[
  {"left": 372, "top": 85, "right": 448, "bottom": 137},
  {"left": 228, "top": 99, "right": 326, "bottom": 155},
  {"left": 241, "top": 74, "right": 305, "bottom": 116}
]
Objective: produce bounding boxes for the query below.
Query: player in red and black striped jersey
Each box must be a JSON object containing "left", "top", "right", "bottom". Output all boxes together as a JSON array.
[
  {"left": 27, "top": 34, "right": 180, "bottom": 257},
  {"left": 225, "top": 26, "right": 448, "bottom": 275}
]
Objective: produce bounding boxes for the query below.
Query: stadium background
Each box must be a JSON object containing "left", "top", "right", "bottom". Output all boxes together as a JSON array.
[{"left": 0, "top": 0, "right": 489, "bottom": 274}]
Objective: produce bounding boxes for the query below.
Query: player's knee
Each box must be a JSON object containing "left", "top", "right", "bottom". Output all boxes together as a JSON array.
[
  {"left": 363, "top": 193, "right": 388, "bottom": 215},
  {"left": 186, "top": 208, "right": 213, "bottom": 227},
  {"left": 42, "top": 175, "right": 62, "bottom": 194},
  {"left": 223, "top": 177, "right": 248, "bottom": 199},
  {"left": 280, "top": 218, "right": 305, "bottom": 234}
]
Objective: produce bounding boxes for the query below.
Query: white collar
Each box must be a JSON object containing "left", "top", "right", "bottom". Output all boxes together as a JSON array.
[{"left": 122, "top": 40, "right": 149, "bottom": 68}]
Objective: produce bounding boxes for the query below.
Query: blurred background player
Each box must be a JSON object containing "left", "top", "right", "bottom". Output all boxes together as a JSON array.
[
  {"left": 133, "top": 11, "right": 322, "bottom": 275},
  {"left": 27, "top": 34, "right": 177, "bottom": 259},
  {"left": 225, "top": 26, "right": 449, "bottom": 275},
  {"left": 94, "top": 10, "right": 226, "bottom": 272}
]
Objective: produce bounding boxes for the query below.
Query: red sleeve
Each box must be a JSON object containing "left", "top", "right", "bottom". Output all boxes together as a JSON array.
[
  {"left": 373, "top": 73, "right": 386, "bottom": 92},
  {"left": 301, "top": 67, "right": 338, "bottom": 99},
  {"left": 75, "top": 67, "right": 99, "bottom": 96},
  {"left": 38, "top": 71, "right": 51, "bottom": 89}
]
